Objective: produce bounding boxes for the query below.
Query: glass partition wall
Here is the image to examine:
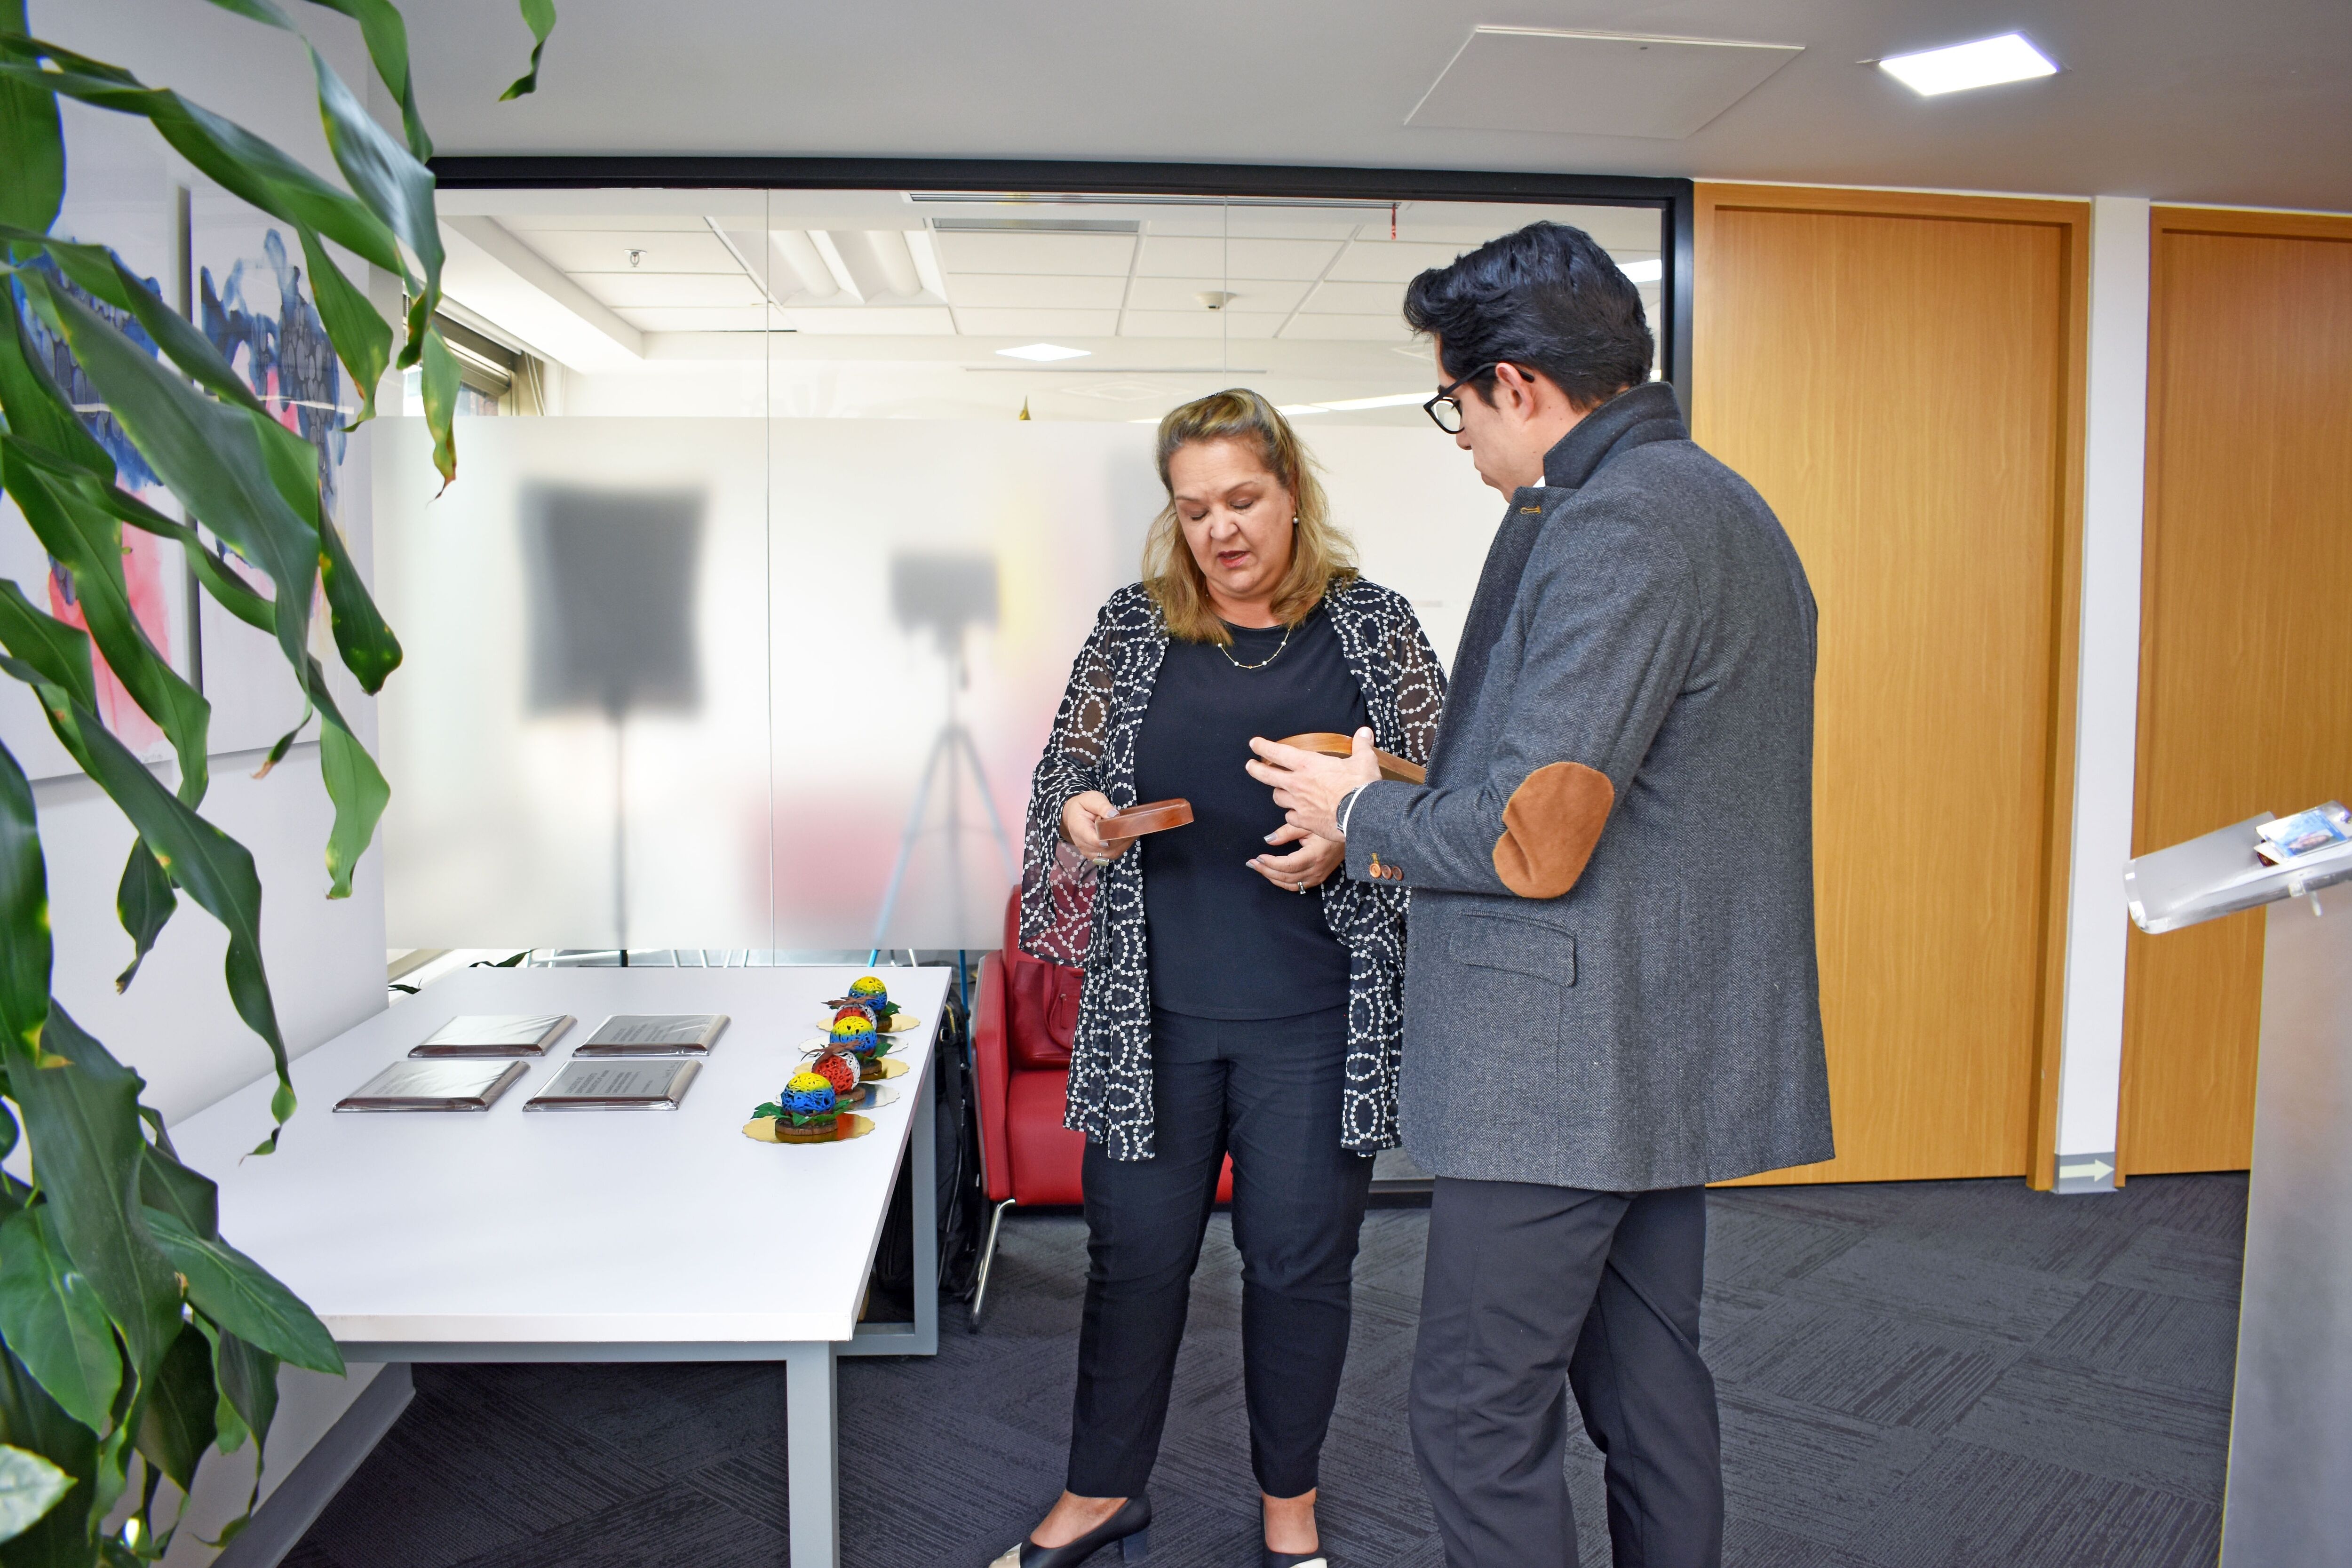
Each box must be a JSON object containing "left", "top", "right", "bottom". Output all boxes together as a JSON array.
[{"left": 378, "top": 177, "right": 1683, "bottom": 953}]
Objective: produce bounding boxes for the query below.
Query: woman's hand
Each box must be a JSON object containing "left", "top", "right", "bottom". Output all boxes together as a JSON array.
[
  {"left": 1061, "top": 791, "right": 1129, "bottom": 864},
  {"left": 1249, "top": 822, "right": 1344, "bottom": 894}
]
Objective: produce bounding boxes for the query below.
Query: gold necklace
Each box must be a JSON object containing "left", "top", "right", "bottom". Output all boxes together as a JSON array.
[{"left": 1218, "top": 620, "right": 1293, "bottom": 670}]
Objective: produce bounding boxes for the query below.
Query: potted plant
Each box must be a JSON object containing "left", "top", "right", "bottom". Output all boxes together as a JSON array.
[{"left": 0, "top": 1, "right": 553, "bottom": 1558}]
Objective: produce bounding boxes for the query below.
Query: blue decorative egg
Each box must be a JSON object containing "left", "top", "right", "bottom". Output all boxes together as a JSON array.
[{"left": 781, "top": 1071, "right": 836, "bottom": 1116}]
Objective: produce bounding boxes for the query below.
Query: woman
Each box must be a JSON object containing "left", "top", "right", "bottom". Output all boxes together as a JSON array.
[{"left": 993, "top": 390, "right": 1445, "bottom": 1568}]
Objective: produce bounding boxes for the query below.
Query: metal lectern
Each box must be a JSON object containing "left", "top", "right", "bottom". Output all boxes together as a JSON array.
[{"left": 2126, "top": 815, "right": 2352, "bottom": 1567}]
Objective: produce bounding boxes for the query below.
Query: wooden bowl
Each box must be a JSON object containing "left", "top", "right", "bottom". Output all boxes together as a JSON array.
[
  {"left": 1096, "top": 798, "right": 1194, "bottom": 843},
  {"left": 1276, "top": 733, "right": 1426, "bottom": 786}
]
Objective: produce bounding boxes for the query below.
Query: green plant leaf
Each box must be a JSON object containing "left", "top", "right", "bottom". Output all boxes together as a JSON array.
[
  {"left": 295, "top": 226, "right": 389, "bottom": 427},
  {"left": 209, "top": 1335, "right": 273, "bottom": 1467},
  {"left": 110, "top": 841, "right": 175, "bottom": 995},
  {"left": 418, "top": 325, "right": 457, "bottom": 489},
  {"left": 0, "top": 1442, "right": 72, "bottom": 1546},
  {"left": 0, "top": 666, "right": 295, "bottom": 1143},
  {"left": 135, "top": 1151, "right": 215, "bottom": 1253},
  {"left": 0, "top": 1, "right": 60, "bottom": 238},
  {"left": 25, "top": 278, "right": 322, "bottom": 682},
  {"left": 312, "top": 705, "right": 386, "bottom": 899},
  {"left": 2, "top": 1007, "right": 183, "bottom": 1387},
  {"left": 130, "top": 1326, "right": 212, "bottom": 1493},
  {"left": 501, "top": 0, "right": 557, "bottom": 100},
  {"left": 0, "top": 279, "right": 115, "bottom": 480},
  {"left": 300, "top": 0, "right": 430, "bottom": 160},
  {"left": 0, "top": 581, "right": 97, "bottom": 713},
  {"left": 315, "top": 510, "right": 400, "bottom": 694},
  {"left": 3, "top": 463, "right": 210, "bottom": 803},
  {"left": 23, "top": 231, "right": 270, "bottom": 418},
  {"left": 0, "top": 1349, "right": 95, "bottom": 1558},
  {"left": 195, "top": 1321, "right": 275, "bottom": 1460},
  {"left": 0, "top": 39, "right": 407, "bottom": 281},
  {"left": 0, "top": 738, "right": 51, "bottom": 1063},
  {"left": 143, "top": 1212, "right": 340, "bottom": 1376},
  {"left": 302, "top": 41, "right": 440, "bottom": 326},
  {"left": 0, "top": 444, "right": 279, "bottom": 637},
  {"left": 0, "top": 1207, "right": 124, "bottom": 1434}
]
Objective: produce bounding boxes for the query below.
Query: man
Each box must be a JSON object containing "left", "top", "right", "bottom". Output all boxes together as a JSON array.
[{"left": 1248, "top": 222, "right": 1831, "bottom": 1567}]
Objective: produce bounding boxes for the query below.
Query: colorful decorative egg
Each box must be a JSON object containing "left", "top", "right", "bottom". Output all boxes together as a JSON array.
[
  {"left": 780, "top": 1071, "right": 836, "bottom": 1117},
  {"left": 833, "top": 1003, "right": 877, "bottom": 1027},
  {"left": 849, "top": 975, "right": 888, "bottom": 1008},
  {"left": 807, "top": 1050, "right": 858, "bottom": 1097},
  {"left": 829, "top": 1013, "right": 877, "bottom": 1055}
]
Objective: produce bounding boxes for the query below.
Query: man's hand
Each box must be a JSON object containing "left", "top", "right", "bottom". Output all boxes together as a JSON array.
[
  {"left": 1247, "top": 727, "right": 1381, "bottom": 841},
  {"left": 1248, "top": 822, "right": 1345, "bottom": 893}
]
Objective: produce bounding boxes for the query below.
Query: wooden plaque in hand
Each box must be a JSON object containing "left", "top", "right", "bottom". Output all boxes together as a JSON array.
[
  {"left": 1277, "top": 733, "right": 1428, "bottom": 786},
  {"left": 1096, "top": 799, "right": 1195, "bottom": 843}
]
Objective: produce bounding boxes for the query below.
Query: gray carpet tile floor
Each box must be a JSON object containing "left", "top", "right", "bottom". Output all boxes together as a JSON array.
[{"left": 282, "top": 1172, "right": 2245, "bottom": 1568}]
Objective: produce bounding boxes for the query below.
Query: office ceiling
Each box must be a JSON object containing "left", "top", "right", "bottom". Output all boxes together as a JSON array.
[
  {"left": 450, "top": 193, "right": 1661, "bottom": 344},
  {"left": 397, "top": 0, "right": 2352, "bottom": 213},
  {"left": 431, "top": 191, "right": 1665, "bottom": 419}
]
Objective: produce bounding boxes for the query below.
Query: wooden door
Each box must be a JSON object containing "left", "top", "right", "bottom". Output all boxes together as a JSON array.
[
  {"left": 1693, "top": 186, "right": 2087, "bottom": 1185},
  {"left": 2121, "top": 209, "right": 2352, "bottom": 1176}
]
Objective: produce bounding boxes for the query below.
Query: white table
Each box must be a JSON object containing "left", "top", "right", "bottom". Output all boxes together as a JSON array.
[{"left": 169, "top": 965, "right": 948, "bottom": 1568}]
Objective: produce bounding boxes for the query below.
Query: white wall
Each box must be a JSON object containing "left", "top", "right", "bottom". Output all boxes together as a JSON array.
[{"left": 27, "top": 3, "right": 399, "bottom": 1559}]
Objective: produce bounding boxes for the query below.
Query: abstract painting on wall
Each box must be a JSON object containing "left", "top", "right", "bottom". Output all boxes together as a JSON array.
[
  {"left": 0, "top": 170, "right": 191, "bottom": 781},
  {"left": 190, "top": 198, "right": 365, "bottom": 754}
]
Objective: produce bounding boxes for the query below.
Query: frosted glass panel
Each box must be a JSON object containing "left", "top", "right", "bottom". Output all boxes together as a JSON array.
[
  {"left": 379, "top": 419, "right": 773, "bottom": 947},
  {"left": 763, "top": 421, "right": 1160, "bottom": 948},
  {"left": 379, "top": 416, "right": 1498, "bottom": 950}
]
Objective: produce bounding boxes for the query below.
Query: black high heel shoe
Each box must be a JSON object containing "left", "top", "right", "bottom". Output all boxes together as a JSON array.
[
  {"left": 1262, "top": 1550, "right": 1328, "bottom": 1568},
  {"left": 988, "top": 1495, "right": 1153, "bottom": 1567}
]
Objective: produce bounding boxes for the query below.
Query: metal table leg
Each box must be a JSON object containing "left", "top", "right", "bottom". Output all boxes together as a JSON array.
[{"left": 783, "top": 1341, "right": 838, "bottom": 1568}]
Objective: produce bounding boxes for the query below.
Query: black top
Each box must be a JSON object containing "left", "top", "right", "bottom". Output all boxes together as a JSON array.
[{"left": 1134, "top": 604, "right": 1369, "bottom": 1019}]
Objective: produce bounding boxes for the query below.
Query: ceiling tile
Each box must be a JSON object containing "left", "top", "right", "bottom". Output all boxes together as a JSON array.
[
  {"left": 946, "top": 273, "right": 1128, "bottom": 309},
  {"left": 498, "top": 213, "right": 716, "bottom": 233},
  {"left": 1302, "top": 279, "right": 1408, "bottom": 316},
  {"left": 934, "top": 231, "right": 1135, "bottom": 277},
  {"left": 1399, "top": 202, "right": 1667, "bottom": 253},
  {"left": 1136, "top": 236, "right": 1343, "bottom": 280},
  {"left": 1279, "top": 315, "right": 1415, "bottom": 342},
  {"left": 1408, "top": 27, "right": 1801, "bottom": 140},
  {"left": 776, "top": 306, "right": 959, "bottom": 335},
  {"left": 1118, "top": 311, "right": 1281, "bottom": 340},
  {"left": 1124, "top": 277, "right": 1311, "bottom": 314},
  {"left": 614, "top": 306, "right": 775, "bottom": 333},
  {"left": 520, "top": 230, "right": 740, "bottom": 274},
  {"left": 954, "top": 308, "right": 1121, "bottom": 336},
  {"left": 1325, "top": 240, "right": 1466, "bottom": 284},
  {"left": 577, "top": 272, "right": 766, "bottom": 308}
]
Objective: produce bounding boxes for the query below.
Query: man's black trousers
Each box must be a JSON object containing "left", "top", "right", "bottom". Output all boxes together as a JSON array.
[
  {"left": 1410, "top": 1179, "right": 1722, "bottom": 1568},
  {"left": 1066, "top": 1004, "right": 1374, "bottom": 1500}
]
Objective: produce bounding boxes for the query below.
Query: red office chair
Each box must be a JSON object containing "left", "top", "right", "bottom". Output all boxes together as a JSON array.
[{"left": 971, "top": 889, "right": 1229, "bottom": 1327}]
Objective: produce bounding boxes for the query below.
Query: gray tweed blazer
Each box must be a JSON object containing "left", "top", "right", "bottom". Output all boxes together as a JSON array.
[{"left": 1342, "top": 383, "right": 1833, "bottom": 1190}]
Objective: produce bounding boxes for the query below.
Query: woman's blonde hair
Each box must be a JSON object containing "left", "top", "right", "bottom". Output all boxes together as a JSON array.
[{"left": 1143, "top": 388, "right": 1358, "bottom": 644}]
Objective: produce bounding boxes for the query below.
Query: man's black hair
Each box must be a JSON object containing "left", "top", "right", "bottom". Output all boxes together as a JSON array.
[{"left": 1402, "top": 223, "right": 1654, "bottom": 409}]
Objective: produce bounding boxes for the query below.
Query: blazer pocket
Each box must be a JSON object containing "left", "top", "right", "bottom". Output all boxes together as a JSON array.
[{"left": 1449, "top": 914, "right": 1576, "bottom": 988}]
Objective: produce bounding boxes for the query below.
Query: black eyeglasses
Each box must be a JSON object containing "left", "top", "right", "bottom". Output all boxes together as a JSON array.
[{"left": 1423, "top": 363, "right": 1503, "bottom": 434}]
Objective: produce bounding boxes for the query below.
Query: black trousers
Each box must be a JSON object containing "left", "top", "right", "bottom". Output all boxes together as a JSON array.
[
  {"left": 1066, "top": 1005, "right": 1375, "bottom": 1499},
  {"left": 1410, "top": 1180, "right": 1721, "bottom": 1568}
]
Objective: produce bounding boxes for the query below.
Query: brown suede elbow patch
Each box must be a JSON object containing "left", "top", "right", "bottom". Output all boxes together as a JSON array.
[{"left": 1493, "top": 762, "right": 1615, "bottom": 898}]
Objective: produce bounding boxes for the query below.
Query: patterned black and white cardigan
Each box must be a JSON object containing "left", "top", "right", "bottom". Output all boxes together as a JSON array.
[{"left": 1019, "top": 575, "right": 1446, "bottom": 1161}]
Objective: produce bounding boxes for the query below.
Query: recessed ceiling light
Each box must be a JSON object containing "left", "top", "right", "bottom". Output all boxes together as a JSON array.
[
  {"left": 1878, "top": 32, "right": 2057, "bottom": 96},
  {"left": 997, "top": 342, "right": 1090, "bottom": 362},
  {"left": 1619, "top": 258, "right": 1663, "bottom": 283}
]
